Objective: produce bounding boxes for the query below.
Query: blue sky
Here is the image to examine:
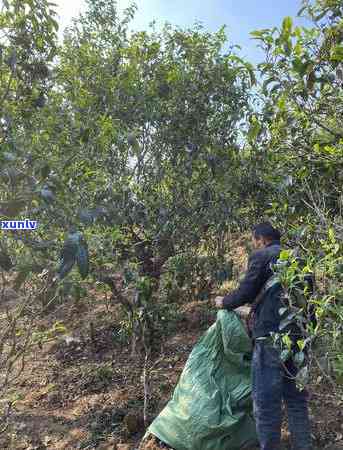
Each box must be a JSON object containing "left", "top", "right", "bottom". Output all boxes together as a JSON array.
[{"left": 55, "top": 0, "right": 309, "bottom": 64}]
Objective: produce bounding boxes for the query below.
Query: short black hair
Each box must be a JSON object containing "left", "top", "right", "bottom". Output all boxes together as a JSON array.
[{"left": 252, "top": 222, "right": 281, "bottom": 241}]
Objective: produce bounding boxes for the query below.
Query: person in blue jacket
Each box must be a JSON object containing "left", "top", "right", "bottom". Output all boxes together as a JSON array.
[{"left": 214, "top": 222, "right": 312, "bottom": 450}]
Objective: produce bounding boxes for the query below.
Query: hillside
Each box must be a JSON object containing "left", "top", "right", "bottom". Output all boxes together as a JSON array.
[{"left": 1, "top": 268, "right": 342, "bottom": 449}]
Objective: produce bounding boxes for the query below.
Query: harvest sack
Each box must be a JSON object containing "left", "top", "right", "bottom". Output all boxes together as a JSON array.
[{"left": 144, "top": 310, "right": 258, "bottom": 450}]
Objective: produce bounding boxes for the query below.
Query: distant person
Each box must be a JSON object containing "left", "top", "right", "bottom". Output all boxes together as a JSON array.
[{"left": 214, "top": 222, "right": 312, "bottom": 450}]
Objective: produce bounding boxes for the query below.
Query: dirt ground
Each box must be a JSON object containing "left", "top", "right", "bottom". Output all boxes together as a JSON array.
[
  {"left": 1, "top": 238, "right": 342, "bottom": 450},
  {"left": 0, "top": 294, "right": 342, "bottom": 450}
]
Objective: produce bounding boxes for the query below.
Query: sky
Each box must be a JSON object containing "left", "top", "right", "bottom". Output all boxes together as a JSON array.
[{"left": 55, "top": 0, "right": 308, "bottom": 64}]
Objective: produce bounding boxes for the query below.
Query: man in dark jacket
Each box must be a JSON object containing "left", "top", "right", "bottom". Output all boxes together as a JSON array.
[{"left": 214, "top": 222, "right": 312, "bottom": 450}]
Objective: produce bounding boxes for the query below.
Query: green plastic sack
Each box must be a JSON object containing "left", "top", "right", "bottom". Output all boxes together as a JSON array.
[{"left": 145, "top": 310, "right": 258, "bottom": 450}]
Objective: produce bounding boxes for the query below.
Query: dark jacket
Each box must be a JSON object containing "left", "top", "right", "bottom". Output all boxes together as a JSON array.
[{"left": 223, "top": 241, "right": 282, "bottom": 339}]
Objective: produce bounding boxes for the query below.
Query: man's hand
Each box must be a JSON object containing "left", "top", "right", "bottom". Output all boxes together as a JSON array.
[{"left": 214, "top": 296, "right": 225, "bottom": 309}]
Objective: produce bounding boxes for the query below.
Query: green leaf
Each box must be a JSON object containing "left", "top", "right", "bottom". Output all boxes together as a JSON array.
[
  {"left": 52, "top": 321, "right": 67, "bottom": 334},
  {"left": 296, "top": 339, "right": 306, "bottom": 352},
  {"left": 250, "top": 30, "right": 267, "bottom": 40},
  {"left": 292, "top": 57, "right": 306, "bottom": 75},
  {"left": 244, "top": 62, "right": 256, "bottom": 86},
  {"left": 250, "top": 30, "right": 263, "bottom": 38},
  {"left": 296, "top": 365, "right": 309, "bottom": 389},
  {"left": 279, "top": 250, "right": 291, "bottom": 261},
  {"left": 328, "top": 227, "right": 336, "bottom": 243},
  {"left": 282, "top": 334, "right": 293, "bottom": 349},
  {"left": 41, "top": 164, "right": 51, "bottom": 179},
  {"left": 281, "top": 349, "right": 291, "bottom": 362},
  {"left": 248, "top": 115, "right": 262, "bottom": 142},
  {"left": 282, "top": 16, "right": 293, "bottom": 35},
  {"left": 294, "top": 351, "right": 305, "bottom": 367},
  {"left": 283, "top": 39, "right": 292, "bottom": 55},
  {"left": 330, "top": 45, "right": 343, "bottom": 62},
  {"left": 277, "top": 95, "right": 286, "bottom": 111}
]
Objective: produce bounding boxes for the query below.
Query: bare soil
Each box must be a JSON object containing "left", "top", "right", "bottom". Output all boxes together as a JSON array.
[{"left": 1, "top": 242, "right": 342, "bottom": 450}]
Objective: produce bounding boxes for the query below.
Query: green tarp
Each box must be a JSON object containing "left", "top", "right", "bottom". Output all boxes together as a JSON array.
[{"left": 145, "top": 310, "right": 258, "bottom": 450}]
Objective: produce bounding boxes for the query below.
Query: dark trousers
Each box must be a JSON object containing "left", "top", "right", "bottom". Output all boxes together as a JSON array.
[{"left": 252, "top": 342, "right": 312, "bottom": 450}]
